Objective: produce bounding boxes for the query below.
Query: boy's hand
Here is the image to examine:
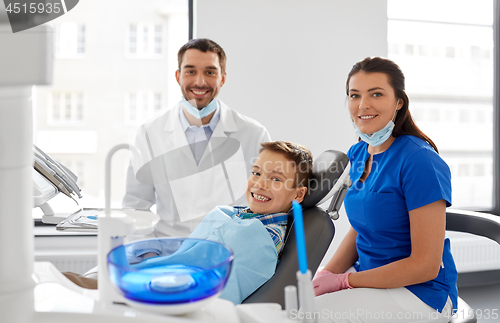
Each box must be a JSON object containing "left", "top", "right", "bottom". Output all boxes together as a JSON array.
[{"left": 312, "top": 270, "right": 353, "bottom": 296}]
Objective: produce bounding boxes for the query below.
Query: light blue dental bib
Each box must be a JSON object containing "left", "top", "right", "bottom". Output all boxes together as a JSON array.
[{"left": 189, "top": 206, "right": 278, "bottom": 304}]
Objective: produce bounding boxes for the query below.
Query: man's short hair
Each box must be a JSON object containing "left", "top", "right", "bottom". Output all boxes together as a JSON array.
[
  {"left": 177, "top": 38, "right": 227, "bottom": 74},
  {"left": 260, "top": 141, "right": 313, "bottom": 188}
]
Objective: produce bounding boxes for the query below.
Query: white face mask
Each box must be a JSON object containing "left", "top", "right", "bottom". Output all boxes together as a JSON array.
[
  {"left": 181, "top": 97, "right": 218, "bottom": 119},
  {"left": 353, "top": 99, "right": 400, "bottom": 147}
]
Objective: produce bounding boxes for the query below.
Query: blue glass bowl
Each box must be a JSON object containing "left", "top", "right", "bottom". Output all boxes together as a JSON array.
[{"left": 107, "top": 238, "right": 233, "bottom": 306}]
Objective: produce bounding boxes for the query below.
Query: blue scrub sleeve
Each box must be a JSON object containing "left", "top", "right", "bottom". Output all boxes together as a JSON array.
[{"left": 401, "top": 148, "right": 452, "bottom": 211}]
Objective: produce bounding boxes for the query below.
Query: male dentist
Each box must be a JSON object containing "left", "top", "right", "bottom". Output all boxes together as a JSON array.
[{"left": 123, "top": 38, "right": 271, "bottom": 237}]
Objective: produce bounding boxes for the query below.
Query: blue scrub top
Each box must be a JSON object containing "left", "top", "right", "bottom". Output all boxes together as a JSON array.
[{"left": 345, "top": 135, "right": 458, "bottom": 312}]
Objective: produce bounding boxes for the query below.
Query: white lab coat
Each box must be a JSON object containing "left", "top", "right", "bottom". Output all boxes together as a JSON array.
[{"left": 122, "top": 100, "right": 271, "bottom": 237}]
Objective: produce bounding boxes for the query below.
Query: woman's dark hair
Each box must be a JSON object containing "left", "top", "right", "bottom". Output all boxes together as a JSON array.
[{"left": 345, "top": 57, "right": 439, "bottom": 153}]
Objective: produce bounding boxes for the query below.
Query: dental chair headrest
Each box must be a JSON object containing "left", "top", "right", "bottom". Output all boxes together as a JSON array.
[{"left": 301, "top": 150, "right": 349, "bottom": 209}]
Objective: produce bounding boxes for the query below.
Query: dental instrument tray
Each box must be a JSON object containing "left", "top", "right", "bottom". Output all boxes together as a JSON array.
[
  {"left": 56, "top": 208, "right": 102, "bottom": 232},
  {"left": 107, "top": 238, "right": 233, "bottom": 314}
]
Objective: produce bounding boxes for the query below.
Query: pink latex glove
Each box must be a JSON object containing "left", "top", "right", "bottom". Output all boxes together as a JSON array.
[{"left": 312, "top": 270, "right": 353, "bottom": 296}]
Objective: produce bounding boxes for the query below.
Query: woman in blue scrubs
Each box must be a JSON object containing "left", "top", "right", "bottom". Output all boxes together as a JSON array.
[{"left": 312, "top": 57, "right": 457, "bottom": 323}]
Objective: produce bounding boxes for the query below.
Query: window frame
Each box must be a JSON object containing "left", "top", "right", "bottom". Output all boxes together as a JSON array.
[
  {"left": 48, "top": 91, "right": 85, "bottom": 125},
  {"left": 124, "top": 90, "right": 164, "bottom": 126},
  {"left": 126, "top": 23, "right": 165, "bottom": 59},
  {"left": 493, "top": 1, "right": 500, "bottom": 216},
  {"left": 188, "top": 0, "right": 194, "bottom": 40},
  {"left": 54, "top": 22, "right": 86, "bottom": 59}
]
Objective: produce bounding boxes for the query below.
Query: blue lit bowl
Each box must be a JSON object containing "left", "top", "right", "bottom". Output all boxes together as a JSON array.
[{"left": 107, "top": 238, "right": 233, "bottom": 314}]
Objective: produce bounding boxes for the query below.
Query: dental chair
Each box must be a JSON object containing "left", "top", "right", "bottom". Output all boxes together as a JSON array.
[
  {"left": 241, "top": 148, "right": 500, "bottom": 323},
  {"left": 446, "top": 209, "right": 500, "bottom": 323},
  {"left": 242, "top": 150, "right": 350, "bottom": 307},
  {"left": 82, "top": 149, "right": 350, "bottom": 292}
]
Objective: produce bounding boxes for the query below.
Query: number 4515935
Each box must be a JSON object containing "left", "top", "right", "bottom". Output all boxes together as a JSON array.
[{"left": 6, "top": 2, "right": 61, "bottom": 14}]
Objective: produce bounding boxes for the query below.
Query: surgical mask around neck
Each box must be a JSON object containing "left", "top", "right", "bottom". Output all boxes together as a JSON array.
[
  {"left": 353, "top": 99, "right": 400, "bottom": 147},
  {"left": 353, "top": 121, "right": 395, "bottom": 147},
  {"left": 181, "top": 97, "right": 218, "bottom": 119}
]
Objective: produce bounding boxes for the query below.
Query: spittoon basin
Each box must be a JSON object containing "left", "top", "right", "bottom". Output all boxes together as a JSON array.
[{"left": 107, "top": 238, "right": 234, "bottom": 309}]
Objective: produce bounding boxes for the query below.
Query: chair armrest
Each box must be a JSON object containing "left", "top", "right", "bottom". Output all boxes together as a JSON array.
[{"left": 446, "top": 209, "right": 500, "bottom": 245}]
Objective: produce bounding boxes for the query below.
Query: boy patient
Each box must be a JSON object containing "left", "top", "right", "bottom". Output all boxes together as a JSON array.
[
  {"left": 188, "top": 140, "right": 313, "bottom": 303},
  {"left": 65, "top": 141, "right": 313, "bottom": 304}
]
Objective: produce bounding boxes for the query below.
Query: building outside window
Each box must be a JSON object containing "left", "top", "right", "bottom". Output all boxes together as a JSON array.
[
  {"left": 388, "top": 0, "right": 494, "bottom": 209},
  {"left": 54, "top": 22, "right": 86, "bottom": 58},
  {"left": 125, "top": 91, "right": 164, "bottom": 126},
  {"left": 32, "top": 0, "right": 189, "bottom": 219},
  {"left": 49, "top": 92, "right": 84, "bottom": 124},
  {"left": 127, "top": 23, "right": 164, "bottom": 57}
]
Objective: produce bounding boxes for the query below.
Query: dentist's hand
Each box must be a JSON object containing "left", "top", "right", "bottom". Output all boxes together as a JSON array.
[{"left": 312, "top": 270, "right": 353, "bottom": 296}]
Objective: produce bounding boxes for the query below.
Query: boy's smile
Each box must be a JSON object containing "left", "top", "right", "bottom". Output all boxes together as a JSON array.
[
  {"left": 251, "top": 192, "right": 271, "bottom": 202},
  {"left": 246, "top": 150, "right": 307, "bottom": 214}
]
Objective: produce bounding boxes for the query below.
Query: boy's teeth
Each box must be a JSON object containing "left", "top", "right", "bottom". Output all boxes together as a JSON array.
[{"left": 253, "top": 193, "right": 270, "bottom": 202}]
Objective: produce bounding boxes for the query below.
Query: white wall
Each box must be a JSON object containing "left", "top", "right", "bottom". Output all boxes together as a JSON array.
[{"left": 195, "top": 0, "right": 388, "bottom": 266}]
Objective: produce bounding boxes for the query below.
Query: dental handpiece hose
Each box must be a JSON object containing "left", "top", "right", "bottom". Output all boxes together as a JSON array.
[{"left": 292, "top": 200, "right": 317, "bottom": 323}]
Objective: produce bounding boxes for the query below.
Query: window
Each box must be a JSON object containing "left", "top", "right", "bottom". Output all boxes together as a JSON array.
[
  {"left": 405, "top": 44, "right": 414, "bottom": 55},
  {"left": 127, "top": 23, "right": 164, "bottom": 57},
  {"left": 474, "top": 163, "right": 485, "bottom": 177},
  {"left": 458, "top": 164, "right": 470, "bottom": 177},
  {"left": 54, "top": 23, "right": 86, "bottom": 58},
  {"left": 418, "top": 45, "right": 429, "bottom": 57},
  {"left": 33, "top": 0, "right": 189, "bottom": 220},
  {"left": 428, "top": 109, "right": 440, "bottom": 122},
  {"left": 388, "top": 0, "right": 494, "bottom": 210},
  {"left": 49, "top": 92, "right": 85, "bottom": 124},
  {"left": 125, "top": 91, "right": 164, "bottom": 126}
]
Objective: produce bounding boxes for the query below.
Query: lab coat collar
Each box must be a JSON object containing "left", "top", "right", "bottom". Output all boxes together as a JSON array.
[{"left": 218, "top": 100, "right": 238, "bottom": 133}]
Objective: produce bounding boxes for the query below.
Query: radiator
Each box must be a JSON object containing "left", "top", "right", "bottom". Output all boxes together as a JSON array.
[
  {"left": 34, "top": 234, "right": 98, "bottom": 275},
  {"left": 449, "top": 232, "right": 500, "bottom": 273},
  {"left": 34, "top": 249, "right": 97, "bottom": 274}
]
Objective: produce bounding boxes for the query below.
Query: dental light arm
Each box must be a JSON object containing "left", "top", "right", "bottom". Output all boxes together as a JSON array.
[{"left": 325, "top": 167, "right": 352, "bottom": 221}]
